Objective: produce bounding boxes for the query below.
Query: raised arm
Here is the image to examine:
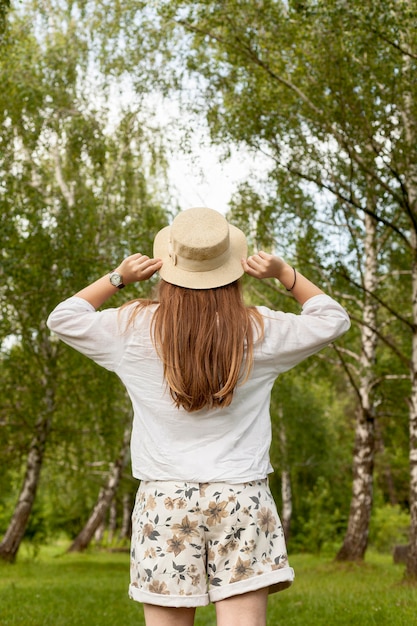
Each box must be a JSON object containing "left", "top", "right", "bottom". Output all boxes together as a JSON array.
[
  {"left": 242, "top": 251, "right": 324, "bottom": 305},
  {"left": 74, "top": 253, "right": 163, "bottom": 309}
]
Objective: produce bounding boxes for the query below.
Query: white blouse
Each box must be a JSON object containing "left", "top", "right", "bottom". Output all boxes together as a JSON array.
[{"left": 47, "top": 294, "right": 350, "bottom": 483}]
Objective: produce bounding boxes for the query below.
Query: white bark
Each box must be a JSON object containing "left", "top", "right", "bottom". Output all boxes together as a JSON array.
[
  {"left": 400, "top": 5, "right": 417, "bottom": 577},
  {"left": 278, "top": 407, "right": 292, "bottom": 540},
  {"left": 406, "top": 229, "right": 417, "bottom": 577},
  {"left": 281, "top": 469, "right": 292, "bottom": 541},
  {"left": 337, "top": 212, "right": 378, "bottom": 560}
]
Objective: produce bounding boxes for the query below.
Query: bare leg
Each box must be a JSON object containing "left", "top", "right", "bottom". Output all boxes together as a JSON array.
[
  {"left": 215, "top": 588, "right": 269, "bottom": 626},
  {"left": 143, "top": 604, "right": 196, "bottom": 626}
]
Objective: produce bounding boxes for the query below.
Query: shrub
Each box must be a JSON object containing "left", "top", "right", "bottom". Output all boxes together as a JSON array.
[
  {"left": 291, "top": 476, "right": 347, "bottom": 554},
  {"left": 369, "top": 504, "right": 409, "bottom": 553}
]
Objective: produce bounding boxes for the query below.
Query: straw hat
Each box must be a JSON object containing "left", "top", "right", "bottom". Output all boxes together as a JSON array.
[{"left": 153, "top": 207, "right": 247, "bottom": 289}]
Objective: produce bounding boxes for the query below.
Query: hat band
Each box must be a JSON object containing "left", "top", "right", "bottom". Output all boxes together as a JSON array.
[{"left": 169, "top": 241, "right": 231, "bottom": 273}]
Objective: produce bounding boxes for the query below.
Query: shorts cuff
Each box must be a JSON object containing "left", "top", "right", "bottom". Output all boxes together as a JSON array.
[
  {"left": 209, "top": 566, "right": 295, "bottom": 603},
  {"left": 129, "top": 584, "right": 209, "bottom": 608}
]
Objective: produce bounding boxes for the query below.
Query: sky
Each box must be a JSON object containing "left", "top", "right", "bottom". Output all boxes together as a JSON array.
[
  {"left": 107, "top": 74, "right": 274, "bottom": 217},
  {"left": 148, "top": 93, "right": 270, "bottom": 216},
  {"left": 167, "top": 141, "right": 257, "bottom": 215}
]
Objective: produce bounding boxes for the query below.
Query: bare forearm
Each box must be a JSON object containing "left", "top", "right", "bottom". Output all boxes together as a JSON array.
[
  {"left": 242, "top": 252, "right": 324, "bottom": 305},
  {"left": 74, "top": 275, "right": 120, "bottom": 309},
  {"left": 73, "top": 253, "right": 163, "bottom": 309},
  {"left": 276, "top": 263, "right": 324, "bottom": 305}
]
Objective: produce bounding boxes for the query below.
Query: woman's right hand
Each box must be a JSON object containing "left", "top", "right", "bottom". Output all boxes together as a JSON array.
[{"left": 242, "top": 251, "right": 325, "bottom": 303}]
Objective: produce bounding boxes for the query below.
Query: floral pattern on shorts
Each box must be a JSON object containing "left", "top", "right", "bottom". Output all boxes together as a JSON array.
[{"left": 129, "top": 479, "right": 293, "bottom": 605}]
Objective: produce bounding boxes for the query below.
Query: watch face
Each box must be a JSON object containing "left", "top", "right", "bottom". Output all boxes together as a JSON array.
[{"left": 110, "top": 273, "right": 122, "bottom": 286}]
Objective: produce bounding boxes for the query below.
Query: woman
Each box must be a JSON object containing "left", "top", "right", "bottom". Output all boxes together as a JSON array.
[{"left": 47, "top": 207, "right": 350, "bottom": 626}]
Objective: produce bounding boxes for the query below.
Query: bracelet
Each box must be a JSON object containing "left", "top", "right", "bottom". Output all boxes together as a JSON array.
[{"left": 286, "top": 267, "right": 297, "bottom": 291}]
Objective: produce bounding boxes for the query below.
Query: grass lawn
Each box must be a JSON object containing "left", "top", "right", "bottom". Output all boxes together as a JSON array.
[{"left": 0, "top": 545, "right": 416, "bottom": 625}]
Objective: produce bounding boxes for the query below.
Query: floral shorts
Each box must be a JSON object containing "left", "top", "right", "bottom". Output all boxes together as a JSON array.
[{"left": 129, "top": 479, "right": 294, "bottom": 608}]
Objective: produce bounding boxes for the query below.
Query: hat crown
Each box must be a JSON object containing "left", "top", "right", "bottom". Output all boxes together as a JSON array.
[{"left": 170, "top": 208, "right": 230, "bottom": 268}]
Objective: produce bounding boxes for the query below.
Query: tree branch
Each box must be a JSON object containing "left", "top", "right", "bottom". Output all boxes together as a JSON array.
[
  {"left": 283, "top": 163, "right": 410, "bottom": 247},
  {"left": 348, "top": 312, "right": 410, "bottom": 368},
  {"left": 331, "top": 343, "right": 362, "bottom": 403}
]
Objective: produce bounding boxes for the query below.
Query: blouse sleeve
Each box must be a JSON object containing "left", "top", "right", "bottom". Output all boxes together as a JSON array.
[
  {"left": 47, "top": 296, "right": 129, "bottom": 371},
  {"left": 257, "top": 294, "right": 350, "bottom": 373}
]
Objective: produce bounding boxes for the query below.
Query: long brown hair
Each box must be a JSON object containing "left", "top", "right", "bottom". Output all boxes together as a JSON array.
[{"left": 125, "top": 280, "right": 264, "bottom": 412}]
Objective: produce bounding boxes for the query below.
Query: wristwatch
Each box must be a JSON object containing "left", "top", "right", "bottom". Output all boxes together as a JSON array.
[{"left": 109, "top": 271, "right": 125, "bottom": 289}]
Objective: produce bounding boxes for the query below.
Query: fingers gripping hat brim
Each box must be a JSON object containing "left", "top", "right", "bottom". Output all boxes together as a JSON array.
[{"left": 153, "top": 208, "right": 248, "bottom": 289}]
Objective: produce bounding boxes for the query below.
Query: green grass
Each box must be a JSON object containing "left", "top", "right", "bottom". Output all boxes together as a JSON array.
[{"left": 0, "top": 545, "right": 416, "bottom": 625}]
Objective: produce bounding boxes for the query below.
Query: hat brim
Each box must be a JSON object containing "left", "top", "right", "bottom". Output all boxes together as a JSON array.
[{"left": 153, "top": 223, "right": 248, "bottom": 289}]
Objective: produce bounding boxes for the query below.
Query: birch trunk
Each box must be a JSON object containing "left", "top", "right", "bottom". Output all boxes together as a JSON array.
[
  {"left": 108, "top": 500, "right": 117, "bottom": 542},
  {"left": 0, "top": 358, "right": 56, "bottom": 563},
  {"left": 68, "top": 424, "right": 131, "bottom": 552},
  {"left": 94, "top": 519, "right": 105, "bottom": 544},
  {"left": 279, "top": 415, "right": 292, "bottom": 541},
  {"left": 120, "top": 492, "right": 133, "bottom": 540},
  {"left": 407, "top": 233, "right": 417, "bottom": 578},
  {"left": 281, "top": 469, "right": 292, "bottom": 541},
  {"left": 336, "top": 212, "right": 378, "bottom": 561},
  {"left": 401, "top": 3, "right": 417, "bottom": 577}
]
